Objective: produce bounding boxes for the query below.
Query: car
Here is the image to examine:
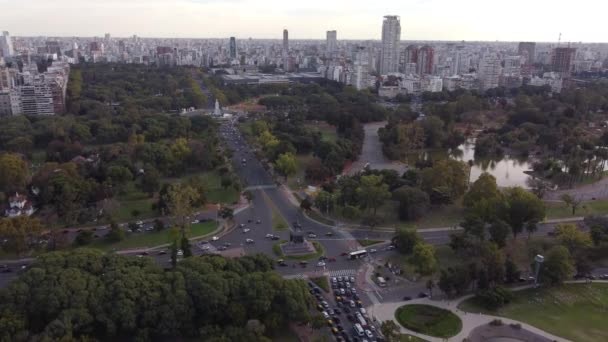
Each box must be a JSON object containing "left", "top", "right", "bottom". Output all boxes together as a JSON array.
[
  {"left": 360, "top": 308, "right": 367, "bottom": 316},
  {"left": 350, "top": 276, "right": 355, "bottom": 283},
  {"left": 317, "top": 261, "right": 326, "bottom": 267},
  {"left": 308, "top": 233, "right": 317, "bottom": 238},
  {"left": 331, "top": 277, "right": 337, "bottom": 283},
  {"left": 271, "top": 236, "right": 280, "bottom": 240},
  {"left": 328, "top": 308, "right": 335, "bottom": 315},
  {"left": 158, "top": 250, "right": 167, "bottom": 255},
  {"left": 402, "top": 296, "right": 412, "bottom": 301},
  {"left": 331, "top": 283, "right": 338, "bottom": 289},
  {"left": 218, "top": 246, "right": 227, "bottom": 251},
  {"left": 418, "top": 292, "right": 428, "bottom": 298},
  {"left": 365, "top": 330, "right": 373, "bottom": 338},
  {"left": 199, "top": 240, "right": 209, "bottom": 245},
  {"left": 200, "top": 245, "right": 210, "bottom": 250},
  {"left": 386, "top": 245, "right": 395, "bottom": 250},
  {"left": 343, "top": 307, "right": 351, "bottom": 314},
  {"left": 338, "top": 276, "right": 343, "bottom": 282},
  {"left": 256, "top": 220, "right": 261, "bottom": 224},
  {"left": 352, "top": 293, "right": 359, "bottom": 300},
  {"left": 242, "top": 228, "right": 250, "bottom": 233},
  {"left": 136, "top": 220, "right": 144, "bottom": 226},
  {"left": 322, "top": 311, "right": 330, "bottom": 319},
  {"left": 317, "top": 304, "right": 324, "bottom": 311},
  {"left": 369, "top": 248, "right": 377, "bottom": 253},
  {"left": 326, "top": 319, "right": 334, "bottom": 327},
  {"left": 239, "top": 223, "right": 245, "bottom": 228},
  {"left": 325, "top": 232, "right": 334, "bottom": 236},
  {"left": 346, "top": 314, "right": 354, "bottom": 322},
  {"left": 247, "top": 219, "right": 253, "bottom": 223},
  {"left": 340, "top": 288, "right": 346, "bottom": 295},
  {"left": 265, "top": 234, "right": 274, "bottom": 238},
  {"left": 211, "top": 236, "right": 219, "bottom": 241},
  {"left": 331, "top": 327, "right": 339, "bottom": 335},
  {"left": 245, "top": 238, "right": 254, "bottom": 244},
  {"left": 191, "top": 219, "right": 199, "bottom": 224},
  {"left": 346, "top": 282, "right": 351, "bottom": 288},
  {"left": 177, "top": 249, "right": 184, "bottom": 256},
  {"left": 349, "top": 300, "right": 356, "bottom": 308},
  {"left": 321, "top": 300, "right": 329, "bottom": 308},
  {"left": 356, "top": 300, "right": 363, "bottom": 308},
  {"left": 333, "top": 317, "right": 341, "bottom": 324},
  {"left": 334, "top": 308, "right": 342, "bottom": 315}
]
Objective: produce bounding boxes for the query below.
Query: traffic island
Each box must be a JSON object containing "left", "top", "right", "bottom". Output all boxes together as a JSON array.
[
  {"left": 395, "top": 304, "right": 462, "bottom": 339},
  {"left": 273, "top": 235, "right": 324, "bottom": 261}
]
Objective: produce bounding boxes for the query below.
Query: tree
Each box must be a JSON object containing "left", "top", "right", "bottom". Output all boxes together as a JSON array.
[
  {"left": 380, "top": 320, "right": 400, "bottom": 342},
  {"left": 357, "top": 175, "right": 391, "bottom": 216},
  {"left": 505, "top": 257, "right": 521, "bottom": 283},
  {"left": 461, "top": 215, "right": 486, "bottom": 241},
  {"left": 220, "top": 175, "right": 233, "bottom": 189},
  {"left": 411, "top": 242, "right": 437, "bottom": 275},
  {"left": 420, "top": 159, "right": 468, "bottom": 203},
  {"left": 274, "top": 152, "right": 297, "bottom": 181},
  {"left": 181, "top": 236, "right": 192, "bottom": 258},
  {"left": 309, "top": 314, "right": 325, "bottom": 333},
  {"left": 463, "top": 173, "right": 502, "bottom": 221},
  {"left": 167, "top": 183, "right": 201, "bottom": 239},
  {"left": 542, "top": 245, "right": 575, "bottom": 285},
  {"left": 392, "top": 229, "right": 420, "bottom": 255},
  {"left": 0, "top": 153, "right": 29, "bottom": 192},
  {"left": 560, "top": 193, "right": 583, "bottom": 215},
  {"left": 314, "top": 191, "right": 334, "bottom": 214},
  {"left": 392, "top": 186, "right": 430, "bottom": 220},
  {"left": 555, "top": 223, "right": 592, "bottom": 253},
  {"left": 74, "top": 230, "right": 94, "bottom": 246},
  {"left": 480, "top": 243, "right": 505, "bottom": 286},
  {"left": 219, "top": 207, "right": 234, "bottom": 220},
  {"left": 140, "top": 167, "right": 161, "bottom": 196},
  {"left": 488, "top": 220, "right": 510, "bottom": 248},
  {"left": 0, "top": 217, "right": 43, "bottom": 256},
  {"left": 300, "top": 197, "right": 312, "bottom": 211},
  {"left": 170, "top": 239, "right": 178, "bottom": 268},
  {"left": 500, "top": 187, "right": 546, "bottom": 238},
  {"left": 154, "top": 219, "right": 165, "bottom": 232},
  {"left": 106, "top": 221, "right": 125, "bottom": 242},
  {"left": 243, "top": 190, "right": 254, "bottom": 204}
]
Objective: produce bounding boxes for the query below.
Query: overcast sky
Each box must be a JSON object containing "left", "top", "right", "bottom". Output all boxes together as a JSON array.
[{"left": 1, "top": 0, "right": 606, "bottom": 42}]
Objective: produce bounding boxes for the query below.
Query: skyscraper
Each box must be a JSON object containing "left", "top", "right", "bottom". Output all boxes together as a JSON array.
[
  {"left": 417, "top": 45, "right": 434, "bottom": 75},
  {"left": 478, "top": 52, "right": 501, "bottom": 91},
  {"left": 326, "top": 30, "right": 337, "bottom": 55},
  {"left": 229, "top": 37, "right": 237, "bottom": 59},
  {"left": 551, "top": 47, "right": 576, "bottom": 73},
  {"left": 283, "top": 29, "right": 289, "bottom": 54},
  {"left": 379, "top": 15, "right": 401, "bottom": 75},
  {"left": 518, "top": 42, "right": 536, "bottom": 65},
  {"left": 0, "top": 31, "right": 14, "bottom": 57}
]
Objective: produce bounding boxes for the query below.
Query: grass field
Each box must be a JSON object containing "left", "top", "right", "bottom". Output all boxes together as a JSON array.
[
  {"left": 545, "top": 199, "right": 608, "bottom": 219},
  {"left": 304, "top": 121, "right": 338, "bottom": 143},
  {"left": 458, "top": 283, "right": 608, "bottom": 342},
  {"left": 395, "top": 304, "right": 462, "bottom": 338},
  {"left": 165, "top": 170, "right": 239, "bottom": 205},
  {"left": 262, "top": 191, "right": 289, "bottom": 231},
  {"left": 311, "top": 275, "right": 330, "bottom": 292},
  {"left": 91, "top": 221, "right": 218, "bottom": 251}
]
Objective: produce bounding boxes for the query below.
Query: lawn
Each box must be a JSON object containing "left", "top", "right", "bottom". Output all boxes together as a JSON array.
[
  {"left": 399, "top": 335, "right": 429, "bottom": 342},
  {"left": 310, "top": 275, "right": 330, "bottom": 292},
  {"left": 458, "top": 283, "right": 608, "bottom": 342},
  {"left": 164, "top": 170, "right": 239, "bottom": 205},
  {"left": 304, "top": 121, "right": 338, "bottom": 143},
  {"left": 91, "top": 221, "right": 218, "bottom": 251},
  {"left": 395, "top": 304, "right": 462, "bottom": 338},
  {"left": 262, "top": 191, "right": 289, "bottom": 231},
  {"left": 545, "top": 199, "right": 608, "bottom": 219}
]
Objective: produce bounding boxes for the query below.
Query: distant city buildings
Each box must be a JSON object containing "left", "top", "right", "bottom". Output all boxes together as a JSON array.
[
  {"left": 380, "top": 15, "right": 401, "bottom": 74},
  {"left": 229, "top": 37, "right": 237, "bottom": 59},
  {"left": 326, "top": 30, "right": 337, "bottom": 56}
]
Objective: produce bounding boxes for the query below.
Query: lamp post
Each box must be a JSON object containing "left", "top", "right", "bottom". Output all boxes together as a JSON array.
[{"left": 534, "top": 254, "right": 544, "bottom": 288}]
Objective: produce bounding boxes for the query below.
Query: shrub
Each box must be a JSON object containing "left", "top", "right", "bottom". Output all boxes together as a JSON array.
[
  {"left": 489, "top": 319, "right": 503, "bottom": 326},
  {"left": 510, "top": 323, "right": 521, "bottom": 330},
  {"left": 475, "top": 286, "right": 514, "bottom": 310}
]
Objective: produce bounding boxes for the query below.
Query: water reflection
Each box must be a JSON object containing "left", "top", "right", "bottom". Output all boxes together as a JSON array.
[{"left": 407, "top": 140, "right": 533, "bottom": 188}]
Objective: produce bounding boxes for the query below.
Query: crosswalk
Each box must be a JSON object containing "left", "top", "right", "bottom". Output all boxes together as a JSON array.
[{"left": 327, "top": 269, "right": 358, "bottom": 278}]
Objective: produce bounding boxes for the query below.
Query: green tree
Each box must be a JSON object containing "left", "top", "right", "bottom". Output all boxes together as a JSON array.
[
  {"left": 421, "top": 159, "right": 469, "bottom": 203},
  {"left": 392, "top": 229, "right": 420, "bottom": 255},
  {"left": 167, "top": 183, "right": 201, "bottom": 239},
  {"left": 219, "top": 207, "right": 234, "bottom": 220},
  {"left": 356, "top": 175, "right": 391, "bottom": 216},
  {"left": 560, "top": 193, "right": 583, "bottom": 215},
  {"left": 411, "top": 242, "right": 437, "bottom": 275},
  {"left": 392, "top": 185, "right": 430, "bottom": 220},
  {"left": 0, "top": 217, "right": 43, "bottom": 256},
  {"left": 0, "top": 153, "right": 29, "bottom": 192},
  {"left": 181, "top": 236, "right": 192, "bottom": 258},
  {"left": 505, "top": 257, "right": 521, "bottom": 283},
  {"left": 542, "top": 245, "right": 576, "bottom": 285},
  {"left": 500, "top": 187, "right": 546, "bottom": 238},
  {"left": 154, "top": 219, "right": 165, "bottom": 232},
  {"left": 463, "top": 172, "right": 503, "bottom": 221},
  {"left": 426, "top": 279, "right": 435, "bottom": 298},
  {"left": 555, "top": 223, "right": 592, "bottom": 253},
  {"left": 488, "top": 220, "right": 511, "bottom": 248},
  {"left": 274, "top": 152, "right": 297, "bottom": 181},
  {"left": 314, "top": 191, "right": 334, "bottom": 214},
  {"left": 380, "top": 320, "right": 400, "bottom": 342},
  {"left": 140, "top": 167, "right": 161, "bottom": 196},
  {"left": 74, "top": 230, "right": 94, "bottom": 246},
  {"left": 106, "top": 221, "right": 125, "bottom": 242}
]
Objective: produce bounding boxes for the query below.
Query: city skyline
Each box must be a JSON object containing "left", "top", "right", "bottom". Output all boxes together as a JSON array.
[{"left": 1, "top": 0, "right": 607, "bottom": 43}]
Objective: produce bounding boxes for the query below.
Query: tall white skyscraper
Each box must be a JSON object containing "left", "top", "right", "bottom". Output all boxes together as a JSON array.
[
  {"left": 326, "top": 30, "right": 337, "bottom": 55},
  {"left": 283, "top": 29, "right": 289, "bottom": 54},
  {"left": 380, "top": 15, "right": 401, "bottom": 75},
  {"left": 478, "top": 52, "right": 501, "bottom": 91},
  {"left": 0, "top": 31, "right": 14, "bottom": 57}
]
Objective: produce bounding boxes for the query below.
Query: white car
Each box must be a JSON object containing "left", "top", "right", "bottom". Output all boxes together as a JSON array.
[
  {"left": 191, "top": 219, "right": 199, "bottom": 224},
  {"left": 245, "top": 238, "right": 254, "bottom": 244},
  {"left": 317, "top": 261, "right": 326, "bottom": 267},
  {"left": 177, "top": 249, "right": 184, "bottom": 256},
  {"left": 308, "top": 233, "right": 317, "bottom": 238},
  {"left": 365, "top": 330, "right": 373, "bottom": 338},
  {"left": 242, "top": 228, "right": 250, "bottom": 233},
  {"left": 369, "top": 248, "right": 377, "bottom": 253},
  {"left": 265, "top": 234, "right": 274, "bottom": 238},
  {"left": 212, "top": 236, "right": 219, "bottom": 241},
  {"left": 136, "top": 220, "right": 144, "bottom": 226}
]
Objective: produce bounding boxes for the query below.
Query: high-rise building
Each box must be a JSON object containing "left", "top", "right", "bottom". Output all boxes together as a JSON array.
[
  {"left": 379, "top": 15, "right": 401, "bottom": 74},
  {"left": 0, "top": 31, "right": 14, "bottom": 57},
  {"left": 503, "top": 56, "right": 522, "bottom": 75},
  {"left": 417, "top": 45, "right": 434, "bottom": 75},
  {"left": 518, "top": 42, "right": 536, "bottom": 65},
  {"left": 478, "top": 52, "right": 501, "bottom": 91},
  {"left": 551, "top": 47, "right": 576, "bottom": 73},
  {"left": 326, "top": 30, "right": 337, "bottom": 55},
  {"left": 283, "top": 29, "right": 289, "bottom": 54},
  {"left": 229, "top": 37, "right": 237, "bottom": 59}
]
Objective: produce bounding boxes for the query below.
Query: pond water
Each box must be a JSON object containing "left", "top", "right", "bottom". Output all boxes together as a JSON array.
[{"left": 407, "top": 140, "right": 534, "bottom": 188}]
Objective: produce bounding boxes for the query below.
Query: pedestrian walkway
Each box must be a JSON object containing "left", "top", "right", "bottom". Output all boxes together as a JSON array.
[
  {"left": 328, "top": 269, "right": 358, "bottom": 278},
  {"left": 244, "top": 184, "right": 277, "bottom": 190}
]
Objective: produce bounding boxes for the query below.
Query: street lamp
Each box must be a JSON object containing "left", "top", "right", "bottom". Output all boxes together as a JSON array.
[{"left": 534, "top": 254, "right": 544, "bottom": 287}]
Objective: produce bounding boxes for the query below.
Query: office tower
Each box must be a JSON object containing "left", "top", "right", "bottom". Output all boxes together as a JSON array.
[
  {"left": 379, "top": 15, "right": 401, "bottom": 74},
  {"left": 229, "top": 37, "right": 237, "bottom": 59},
  {"left": 417, "top": 45, "right": 434, "bottom": 75},
  {"left": 552, "top": 47, "right": 576, "bottom": 73},
  {"left": 0, "top": 31, "right": 14, "bottom": 57},
  {"left": 478, "top": 52, "right": 501, "bottom": 91},
  {"left": 503, "top": 56, "right": 522, "bottom": 75},
  {"left": 283, "top": 29, "right": 289, "bottom": 53},
  {"left": 326, "top": 30, "right": 337, "bottom": 55},
  {"left": 403, "top": 45, "right": 418, "bottom": 64},
  {"left": 518, "top": 42, "right": 536, "bottom": 64},
  {"left": 351, "top": 46, "right": 371, "bottom": 90}
]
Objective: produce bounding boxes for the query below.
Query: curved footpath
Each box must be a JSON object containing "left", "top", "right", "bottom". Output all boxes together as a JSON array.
[{"left": 368, "top": 280, "right": 608, "bottom": 342}]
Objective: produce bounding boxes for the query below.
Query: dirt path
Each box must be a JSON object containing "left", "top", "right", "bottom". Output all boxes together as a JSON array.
[
  {"left": 347, "top": 121, "right": 407, "bottom": 175},
  {"left": 544, "top": 177, "right": 608, "bottom": 201}
]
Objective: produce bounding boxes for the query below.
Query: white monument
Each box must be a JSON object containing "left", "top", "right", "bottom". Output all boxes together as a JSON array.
[{"left": 214, "top": 99, "right": 222, "bottom": 116}]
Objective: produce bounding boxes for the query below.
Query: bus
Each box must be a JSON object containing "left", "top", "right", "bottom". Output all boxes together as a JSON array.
[
  {"left": 349, "top": 250, "right": 368, "bottom": 260},
  {"left": 353, "top": 323, "right": 365, "bottom": 337}
]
